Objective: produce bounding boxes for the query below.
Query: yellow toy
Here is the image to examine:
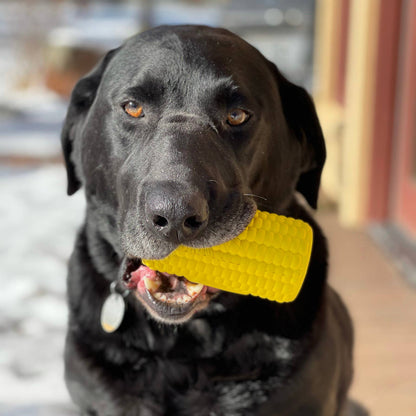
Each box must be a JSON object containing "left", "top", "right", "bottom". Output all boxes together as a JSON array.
[{"left": 144, "top": 211, "right": 313, "bottom": 303}]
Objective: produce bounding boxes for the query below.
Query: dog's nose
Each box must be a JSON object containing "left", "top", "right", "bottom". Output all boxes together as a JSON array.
[{"left": 144, "top": 183, "right": 209, "bottom": 243}]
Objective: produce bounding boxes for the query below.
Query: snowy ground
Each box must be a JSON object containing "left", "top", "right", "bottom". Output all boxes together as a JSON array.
[
  {"left": 0, "top": 166, "right": 85, "bottom": 415},
  {"left": 0, "top": 82, "right": 84, "bottom": 414}
]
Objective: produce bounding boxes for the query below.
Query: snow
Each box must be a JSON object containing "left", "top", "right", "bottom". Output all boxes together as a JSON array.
[
  {"left": 0, "top": 68, "right": 83, "bottom": 413},
  {"left": 0, "top": 165, "right": 85, "bottom": 413}
]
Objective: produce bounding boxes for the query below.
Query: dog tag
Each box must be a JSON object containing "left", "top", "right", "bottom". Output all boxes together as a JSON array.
[{"left": 100, "top": 282, "right": 126, "bottom": 333}]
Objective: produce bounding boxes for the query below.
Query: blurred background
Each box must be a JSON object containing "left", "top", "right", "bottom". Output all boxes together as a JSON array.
[{"left": 0, "top": 0, "right": 415, "bottom": 415}]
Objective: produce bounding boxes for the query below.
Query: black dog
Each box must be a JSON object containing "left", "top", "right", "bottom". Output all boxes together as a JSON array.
[{"left": 62, "top": 25, "right": 354, "bottom": 415}]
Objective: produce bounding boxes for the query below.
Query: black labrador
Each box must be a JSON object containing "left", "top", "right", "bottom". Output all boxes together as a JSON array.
[{"left": 62, "top": 25, "right": 355, "bottom": 416}]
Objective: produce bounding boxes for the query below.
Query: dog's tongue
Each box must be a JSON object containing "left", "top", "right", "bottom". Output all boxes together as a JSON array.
[
  {"left": 127, "top": 264, "right": 206, "bottom": 303},
  {"left": 130, "top": 264, "right": 158, "bottom": 285}
]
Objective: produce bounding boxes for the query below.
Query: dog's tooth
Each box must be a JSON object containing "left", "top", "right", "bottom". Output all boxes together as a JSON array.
[
  {"left": 186, "top": 282, "right": 204, "bottom": 297},
  {"left": 153, "top": 292, "right": 165, "bottom": 302},
  {"left": 185, "top": 294, "right": 192, "bottom": 302},
  {"left": 180, "top": 295, "right": 192, "bottom": 304},
  {"left": 144, "top": 277, "right": 161, "bottom": 293}
]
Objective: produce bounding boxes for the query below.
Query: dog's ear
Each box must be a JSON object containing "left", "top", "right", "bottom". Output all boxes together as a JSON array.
[
  {"left": 270, "top": 65, "right": 326, "bottom": 209},
  {"left": 61, "top": 48, "right": 119, "bottom": 195}
]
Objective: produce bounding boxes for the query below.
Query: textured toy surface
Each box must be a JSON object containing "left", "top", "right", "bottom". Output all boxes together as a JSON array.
[{"left": 144, "top": 211, "right": 313, "bottom": 302}]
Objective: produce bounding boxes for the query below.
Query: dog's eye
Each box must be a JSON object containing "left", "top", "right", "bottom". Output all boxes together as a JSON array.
[
  {"left": 123, "top": 101, "right": 144, "bottom": 118},
  {"left": 226, "top": 108, "right": 250, "bottom": 126}
]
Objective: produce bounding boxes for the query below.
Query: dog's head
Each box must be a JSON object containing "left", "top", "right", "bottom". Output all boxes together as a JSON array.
[{"left": 62, "top": 25, "right": 325, "bottom": 324}]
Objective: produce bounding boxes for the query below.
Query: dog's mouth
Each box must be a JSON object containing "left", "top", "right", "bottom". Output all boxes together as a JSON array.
[{"left": 122, "top": 258, "right": 219, "bottom": 324}]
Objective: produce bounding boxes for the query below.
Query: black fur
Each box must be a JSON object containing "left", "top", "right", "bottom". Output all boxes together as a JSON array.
[{"left": 62, "top": 26, "right": 354, "bottom": 415}]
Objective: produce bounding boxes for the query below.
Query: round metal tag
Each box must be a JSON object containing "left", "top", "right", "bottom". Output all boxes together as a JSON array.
[{"left": 100, "top": 292, "right": 126, "bottom": 333}]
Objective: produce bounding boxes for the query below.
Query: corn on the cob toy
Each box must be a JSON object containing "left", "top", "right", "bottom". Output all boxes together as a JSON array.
[{"left": 143, "top": 211, "right": 313, "bottom": 303}]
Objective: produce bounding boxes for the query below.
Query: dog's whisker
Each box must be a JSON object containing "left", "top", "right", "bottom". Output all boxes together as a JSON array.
[{"left": 243, "top": 193, "right": 268, "bottom": 201}]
